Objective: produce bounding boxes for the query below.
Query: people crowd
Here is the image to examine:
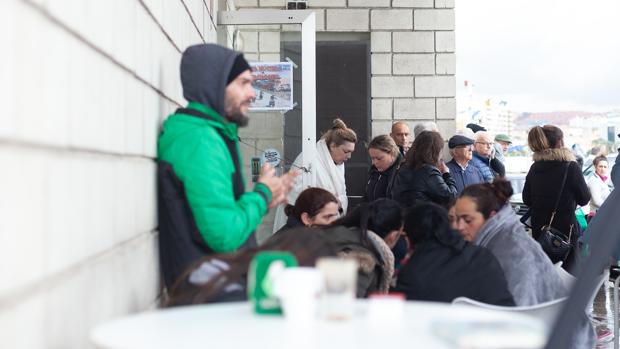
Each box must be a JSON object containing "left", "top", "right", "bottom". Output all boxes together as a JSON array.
[{"left": 157, "top": 43, "right": 617, "bottom": 348}]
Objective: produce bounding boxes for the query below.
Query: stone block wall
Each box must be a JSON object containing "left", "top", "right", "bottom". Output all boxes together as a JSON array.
[
  {"left": 234, "top": 0, "right": 456, "bottom": 238},
  {"left": 234, "top": 1, "right": 456, "bottom": 137},
  {"left": 0, "top": 0, "right": 232, "bottom": 347}
]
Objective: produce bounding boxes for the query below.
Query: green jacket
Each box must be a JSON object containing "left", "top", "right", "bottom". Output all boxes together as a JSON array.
[{"left": 158, "top": 102, "right": 271, "bottom": 253}]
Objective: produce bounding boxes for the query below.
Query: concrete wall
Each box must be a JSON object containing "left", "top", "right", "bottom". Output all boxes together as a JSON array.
[
  {"left": 235, "top": 0, "right": 456, "bottom": 139},
  {"left": 0, "top": 0, "right": 231, "bottom": 348},
  {"left": 234, "top": 0, "right": 457, "bottom": 238}
]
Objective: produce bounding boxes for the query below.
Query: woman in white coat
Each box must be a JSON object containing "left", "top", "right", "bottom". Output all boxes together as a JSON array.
[
  {"left": 587, "top": 155, "right": 612, "bottom": 220},
  {"left": 273, "top": 119, "right": 357, "bottom": 233}
]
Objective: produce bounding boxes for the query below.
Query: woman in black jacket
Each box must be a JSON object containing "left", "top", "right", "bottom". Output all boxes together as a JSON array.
[
  {"left": 522, "top": 125, "right": 590, "bottom": 272},
  {"left": 392, "top": 131, "right": 457, "bottom": 207},
  {"left": 364, "top": 135, "right": 402, "bottom": 202},
  {"left": 394, "top": 203, "right": 515, "bottom": 305}
]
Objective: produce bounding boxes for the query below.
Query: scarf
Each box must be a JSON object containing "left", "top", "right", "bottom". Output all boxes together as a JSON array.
[
  {"left": 315, "top": 139, "right": 348, "bottom": 213},
  {"left": 272, "top": 139, "right": 348, "bottom": 233}
]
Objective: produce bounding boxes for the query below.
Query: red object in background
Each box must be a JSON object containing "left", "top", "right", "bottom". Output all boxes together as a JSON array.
[{"left": 368, "top": 292, "right": 406, "bottom": 300}]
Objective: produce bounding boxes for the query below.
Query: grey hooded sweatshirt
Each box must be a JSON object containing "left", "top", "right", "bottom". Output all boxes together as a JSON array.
[{"left": 181, "top": 43, "right": 240, "bottom": 115}]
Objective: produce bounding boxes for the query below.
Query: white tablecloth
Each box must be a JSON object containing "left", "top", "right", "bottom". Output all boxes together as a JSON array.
[{"left": 90, "top": 300, "right": 547, "bottom": 349}]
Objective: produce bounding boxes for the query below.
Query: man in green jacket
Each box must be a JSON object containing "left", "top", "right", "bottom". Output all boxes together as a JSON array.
[{"left": 158, "top": 43, "right": 296, "bottom": 265}]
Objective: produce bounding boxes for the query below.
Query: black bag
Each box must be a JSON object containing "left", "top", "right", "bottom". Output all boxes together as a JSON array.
[
  {"left": 538, "top": 220, "right": 573, "bottom": 264},
  {"left": 536, "top": 163, "right": 573, "bottom": 264}
]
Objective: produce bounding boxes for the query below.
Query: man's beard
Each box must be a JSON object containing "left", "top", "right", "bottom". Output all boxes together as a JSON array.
[{"left": 227, "top": 111, "right": 249, "bottom": 127}]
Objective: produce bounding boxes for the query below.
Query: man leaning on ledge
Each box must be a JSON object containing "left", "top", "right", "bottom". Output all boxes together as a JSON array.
[{"left": 157, "top": 44, "right": 296, "bottom": 288}]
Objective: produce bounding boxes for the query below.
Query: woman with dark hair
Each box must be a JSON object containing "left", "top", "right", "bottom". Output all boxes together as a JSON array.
[
  {"left": 276, "top": 187, "right": 340, "bottom": 233},
  {"left": 166, "top": 228, "right": 336, "bottom": 306},
  {"left": 454, "top": 179, "right": 595, "bottom": 348},
  {"left": 321, "top": 199, "right": 403, "bottom": 297},
  {"left": 394, "top": 203, "right": 514, "bottom": 305},
  {"left": 455, "top": 179, "right": 568, "bottom": 306},
  {"left": 364, "top": 135, "right": 402, "bottom": 202},
  {"left": 391, "top": 131, "right": 457, "bottom": 207},
  {"left": 522, "top": 125, "right": 590, "bottom": 271}
]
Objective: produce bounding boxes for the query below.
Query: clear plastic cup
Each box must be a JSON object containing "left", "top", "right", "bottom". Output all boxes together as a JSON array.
[{"left": 316, "top": 257, "right": 358, "bottom": 321}]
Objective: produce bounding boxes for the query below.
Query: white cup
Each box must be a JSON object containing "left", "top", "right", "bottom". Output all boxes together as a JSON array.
[
  {"left": 273, "top": 267, "right": 324, "bottom": 323},
  {"left": 316, "top": 257, "right": 358, "bottom": 320}
]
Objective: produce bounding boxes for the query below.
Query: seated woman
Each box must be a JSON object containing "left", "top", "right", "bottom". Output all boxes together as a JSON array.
[
  {"left": 320, "top": 199, "right": 403, "bottom": 297},
  {"left": 276, "top": 187, "right": 340, "bottom": 234},
  {"left": 454, "top": 178, "right": 595, "bottom": 349},
  {"left": 165, "top": 228, "right": 336, "bottom": 306},
  {"left": 394, "top": 203, "right": 514, "bottom": 306},
  {"left": 392, "top": 131, "right": 457, "bottom": 208},
  {"left": 454, "top": 179, "right": 568, "bottom": 306}
]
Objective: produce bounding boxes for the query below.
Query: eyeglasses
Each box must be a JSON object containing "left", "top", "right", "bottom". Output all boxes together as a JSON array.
[
  {"left": 455, "top": 145, "right": 473, "bottom": 149},
  {"left": 475, "top": 141, "right": 493, "bottom": 147}
]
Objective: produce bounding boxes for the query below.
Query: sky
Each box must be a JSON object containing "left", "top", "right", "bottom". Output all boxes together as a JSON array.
[{"left": 456, "top": 0, "right": 620, "bottom": 113}]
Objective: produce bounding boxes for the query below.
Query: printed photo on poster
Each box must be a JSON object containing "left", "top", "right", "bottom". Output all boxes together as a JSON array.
[{"left": 249, "top": 62, "right": 294, "bottom": 111}]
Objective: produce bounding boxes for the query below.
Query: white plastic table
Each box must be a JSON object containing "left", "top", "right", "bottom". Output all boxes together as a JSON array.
[{"left": 91, "top": 301, "right": 547, "bottom": 349}]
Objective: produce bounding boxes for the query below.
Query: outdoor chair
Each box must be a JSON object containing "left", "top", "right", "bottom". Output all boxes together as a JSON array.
[
  {"left": 554, "top": 261, "right": 608, "bottom": 314},
  {"left": 452, "top": 296, "right": 568, "bottom": 325}
]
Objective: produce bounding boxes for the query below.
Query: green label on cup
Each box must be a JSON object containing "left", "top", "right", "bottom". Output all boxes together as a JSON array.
[{"left": 248, "top": 251, "right": 298, "bottom": 314}]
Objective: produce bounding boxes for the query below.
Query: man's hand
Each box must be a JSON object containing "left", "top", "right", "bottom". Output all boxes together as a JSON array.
[{"left": 257, "top": 164, "right": 300, "bottom": 208}]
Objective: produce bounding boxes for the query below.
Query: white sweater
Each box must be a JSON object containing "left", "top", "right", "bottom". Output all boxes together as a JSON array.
[{"left": 587, "top": 173, "right": 611, "bottom": 212}]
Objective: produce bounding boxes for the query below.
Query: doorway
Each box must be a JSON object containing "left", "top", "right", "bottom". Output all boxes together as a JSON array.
[{"left": 282, "top": 36, "right": 371, "bottom": 207}]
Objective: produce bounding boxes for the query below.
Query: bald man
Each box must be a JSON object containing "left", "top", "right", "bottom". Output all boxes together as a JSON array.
[{"left": 390, "top": 122, "right": 411, "bottom": 157}]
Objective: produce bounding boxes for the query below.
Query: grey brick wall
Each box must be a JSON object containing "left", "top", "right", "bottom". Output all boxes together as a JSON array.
[
  {"left": 240, "top": 1, "right": 457, "bottom": 139},
  {"left": 228, "top": 0, "right": 456, "bottom": 239},
  {"left": 0, "top": 0, "right": 229, "bottom": 347}
]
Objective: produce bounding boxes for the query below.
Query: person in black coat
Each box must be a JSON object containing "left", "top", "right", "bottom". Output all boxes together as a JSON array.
[
  {"left": 392, "top": 131, "right": 457, "bottom": 207},
  {"left": 522, "top": 125, "right": 590, "bottom": 272},
  {"left": 364, "top": 135, "right": 408, "bottom": 266},
  {"left": 364, "top": 135, "right": 402, "bottom": 202},
  {"left": 393, "top": 203, "right": 515, "bottom": 306}
]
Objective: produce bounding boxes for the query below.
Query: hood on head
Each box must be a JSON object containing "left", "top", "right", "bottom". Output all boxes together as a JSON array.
[{"left": 180, "top": 44, "right": 242, "bottom": 116}]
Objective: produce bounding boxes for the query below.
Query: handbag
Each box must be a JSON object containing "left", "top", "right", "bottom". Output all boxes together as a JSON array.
[{"left": 536, "top": 163, "right": 573, "bottom": 264}]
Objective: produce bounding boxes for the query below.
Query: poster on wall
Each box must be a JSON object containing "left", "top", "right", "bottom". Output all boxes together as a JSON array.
[{"left": 249, "top": 62, "right": 294, "bottom": 111}]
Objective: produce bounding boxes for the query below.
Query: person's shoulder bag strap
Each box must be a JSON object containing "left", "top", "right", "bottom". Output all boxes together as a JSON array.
[{"left": 546, "top": 162, "right": 571, "bottom": 231}]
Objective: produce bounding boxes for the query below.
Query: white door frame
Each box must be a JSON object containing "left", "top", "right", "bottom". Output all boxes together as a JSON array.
[{"left": 218, "top": 10, "right": 317, "bottom": 188}]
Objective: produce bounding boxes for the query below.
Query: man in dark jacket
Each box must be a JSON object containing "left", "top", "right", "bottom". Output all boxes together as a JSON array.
[
  {"left": 471, "top": 131, "right": 505, "bottom": 181},
  {"left": 446, "top": 135, "right": 485, "bottom": 194},
  {"left": 157, "top": 44, "right": 296, "bottom": 288},
  {"left": 390, "top": 122, "right": 411, "bottom": 157}
]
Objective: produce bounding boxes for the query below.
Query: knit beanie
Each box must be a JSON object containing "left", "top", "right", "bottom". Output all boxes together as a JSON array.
[{"left": 227, "top": 54, "right": 251, "bottom": 85}]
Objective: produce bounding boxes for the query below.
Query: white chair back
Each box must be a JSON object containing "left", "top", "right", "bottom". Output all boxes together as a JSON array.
[
  {"left": 554, "top": 262, "right": 607, "bottom": 314},
  {"left": 554, "top": 262, "right": 576, "bottom": 289},
  {"left": 586, "top": 270, "right": 608, "bottom": 314},
  {"left": 452, "top": 297, "right": 568, "bottom": 325}
]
